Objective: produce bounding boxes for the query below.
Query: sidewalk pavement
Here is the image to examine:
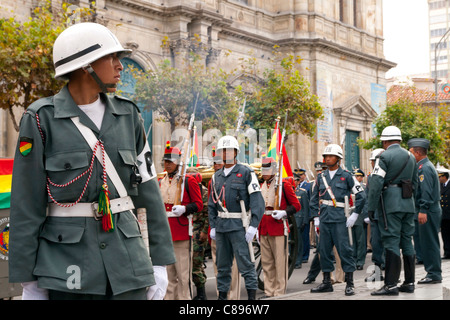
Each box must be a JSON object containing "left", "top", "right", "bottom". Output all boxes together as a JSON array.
[{"left": 265, "top": 259, "right": 450, "bottom": 300}]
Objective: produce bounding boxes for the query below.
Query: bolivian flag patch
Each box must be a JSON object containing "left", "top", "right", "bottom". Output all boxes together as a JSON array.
[{"left": 19, "top": 137, "right": 33, "bottom": 157}]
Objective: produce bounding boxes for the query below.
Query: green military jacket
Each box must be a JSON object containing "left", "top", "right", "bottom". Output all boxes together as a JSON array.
[
  {"left": 367, "top": 144, "right": 418, "bottom": 214},
  {"left": 294, "top": 186, "right": 310, "bottom": 230},
  {"left": 9, "top": 85, "right": 175, "bottom": 295},
  {"left": 310, "top": 167, "right": 366, "bottom": 223},
  {"left": 416, "top": 157, "right": 442, "bottom": 215}
]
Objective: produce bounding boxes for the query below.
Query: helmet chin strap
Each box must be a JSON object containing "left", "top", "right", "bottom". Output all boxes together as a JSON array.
[
  {"left": 327, "top": 158, "right": 340, "bottom": 169},
  {"left": 85, "top": 65, "right": 117, "bottom": 94}
]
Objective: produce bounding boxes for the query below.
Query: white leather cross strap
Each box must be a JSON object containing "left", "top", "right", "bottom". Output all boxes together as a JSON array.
[
  {"left": 321, "top": 174, "right": 337, "bottom": 204},
  {"left": 218, "top": 211, "right": 243, "bottom": 219},
  {"left": 71, "top": 116, "right": 128, "bottom": 198},
  {"left": 46, "top": 117, "right": 136, "bottom": 219},
  {"left": 321, "top": 199, "right": 345, "bottom": 208},
  {"left": 48, "top": 196, "right": 135, "bottom": 218}
]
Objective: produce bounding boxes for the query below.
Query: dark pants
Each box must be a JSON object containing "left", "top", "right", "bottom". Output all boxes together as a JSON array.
[
  {"left": 352, "top": 224, "right": 367, "bottom": 267},
  {"left": 318, "top": 221, "right": 355, "bottom": 273},
  {"left": 302, "top": 223, "right": 310, "bottom": 260},
  {"left": 378, "top": 212, "right": 415, "bottom": 257},
  {"left": 215, "top": 229, "right": 258, "bottom": 292},
  {"left": 441, "top": 219, "right": 450, "bottom": 257},
  {"left": 370, "top": 220, "right": 385, "bottom": 267},
  {"left": 418, "top": 210, "right": 442, "bottom": 280}
]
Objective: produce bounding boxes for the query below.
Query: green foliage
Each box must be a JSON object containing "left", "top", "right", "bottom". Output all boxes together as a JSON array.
[
  {"left": 360, "top": 99, "right": 447, "bottom": 165},
  {"left": 246, "top": 53, "right": 323, "bottom": 137},
  {"left": 134, "top": 41, "right": 323, "bottom": 138},
  {"left": 0, "top": 0, "right": 93, "bottom": 131},
  {"left": 133, "top": 41, "right": 239, "bottom": 132}
]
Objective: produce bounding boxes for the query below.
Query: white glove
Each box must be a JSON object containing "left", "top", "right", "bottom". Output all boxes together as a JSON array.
[
  {"left": 21, "top": 281, "right": 49, "bottom": 300},
  {"left": 272, "top": 210, "right": 287, "bottom": 220},
  {"left": 346, "top": 212, "right": 359, "bottom": 228},
  {"left": 364, "top": 217, "right": 370, "bottom": 224},
  {"left": 314, "top": 217, "right": 320, "bottom": 227},
  {"left": 245, "top": 226, "right": 257, "bottom": 243},
  {"left": 210, "top": 228, "right": 216, "bottom": 241},
  {"left": 146, "top": 266, "right": 168, "bottom": 300},
  {"left": 171, "top": 205, "right": 186, "bottom": 217}
]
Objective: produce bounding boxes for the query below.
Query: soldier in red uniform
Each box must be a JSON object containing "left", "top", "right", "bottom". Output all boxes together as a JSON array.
[
  {"left": 258, "top": 157, "right": 301, "bottom": 297},
  {"left": 159, "top": 142, "right": 203, "bottom": 299}
]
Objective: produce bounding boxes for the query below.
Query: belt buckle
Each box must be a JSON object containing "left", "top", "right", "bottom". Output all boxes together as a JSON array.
[{"left": 91, "top": 202, "right": 102, "bottom": 220}]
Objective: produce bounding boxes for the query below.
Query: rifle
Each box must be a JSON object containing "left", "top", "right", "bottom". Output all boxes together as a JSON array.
[
  {"left": 234, "top": 98, "right": 246, "bottom": 137},
  {"left": 174, "top": 93, "right": 199, "bottom": 206},
  {"left": 305, "top": 163, "right": 315, "bottom": 182},
  {"left": 344, "top": 194, "right": 355, "bottom": 246},
  {"left": 232, "top": 98, "right": 256, "bottom": 262}
]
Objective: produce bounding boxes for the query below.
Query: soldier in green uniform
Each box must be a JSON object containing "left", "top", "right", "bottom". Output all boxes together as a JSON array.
[
  {"left": 368, "top": 126, "right": 418, "bottom": 296},
  {"left": 293, "top": 171, "right": 310, "bottom": 269},
  {"left": 365, "top": 148, "right": 385, "bottom": 282},
  {"left": 438, "top": 168, "right": 450, "bottom": 259},
  {"left": 8, "top": 22, "right": 175, "bottom": 300},
  {"left": 408, "top": 138, "right": 442, "bottom": 284},
  {"left": 208, "top": 135, "right": 265, "bottom": 300},
  {"left": 191, "top": 171, "right": 210, "bottom": 300},
  {"left": 351, "top": 169, "right": 368, "bottom": 270},
  {"left": 310, "top": 144, "right": 366, "bottom": 296}
]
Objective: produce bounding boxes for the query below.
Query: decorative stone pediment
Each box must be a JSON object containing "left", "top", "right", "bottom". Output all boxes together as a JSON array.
[{"left": 334, "top": 95, "right": 378, "bottom": 121}]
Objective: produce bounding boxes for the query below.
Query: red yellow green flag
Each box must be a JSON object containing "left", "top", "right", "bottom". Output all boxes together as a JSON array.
[
  {"left": 267, "top": 121, "right": 293, "bottom": 178},
  {"left": 0, "top": 159, "right": 13, "bottom": 209},
  {"left": 189, "top": 127, "right": 200, "bottom": 167}
]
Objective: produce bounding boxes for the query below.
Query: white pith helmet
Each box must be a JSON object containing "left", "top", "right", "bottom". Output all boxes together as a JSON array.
[
  {"left": 53, "top": 22, "right": 131, "bottom": 80},
  {"left": 216, "top": 135, "right": 240, "bottom": 153},
  {"left": 380, "top": 126, "right": 402, "bottom": 141},
  {"left": 370, "top": 148, "right": 384, "bottom": 160},
  {"left": 322, "top": 144, "right": 343, "bottom": 159}
]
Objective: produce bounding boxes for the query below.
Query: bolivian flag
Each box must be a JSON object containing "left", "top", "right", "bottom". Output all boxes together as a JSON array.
[
  {"left": 189, "top": 126, "right": 200, "bottom": 167},
  {"left": 0, "top": 159, "right": 13, "bottom": 209},
  {"left": 267, "top": 121, "right": 293, "bottom": 178}
]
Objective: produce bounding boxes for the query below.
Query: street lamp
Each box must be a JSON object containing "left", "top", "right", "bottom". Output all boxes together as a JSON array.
[{"left": 434, "top": 28, "right": 450, "bottom": 132}]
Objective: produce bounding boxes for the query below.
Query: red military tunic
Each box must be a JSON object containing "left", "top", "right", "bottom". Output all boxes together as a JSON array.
[
  {"left": 159, "top": 173, "right": 203, "bottom": 241},
  {"left": 258, "top": 179, "right": 301, "bottom": 236}
]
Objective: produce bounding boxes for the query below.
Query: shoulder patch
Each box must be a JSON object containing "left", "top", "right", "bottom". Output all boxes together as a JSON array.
[{"left": 19, "top": 137, "right": 33, "bottom": 156}]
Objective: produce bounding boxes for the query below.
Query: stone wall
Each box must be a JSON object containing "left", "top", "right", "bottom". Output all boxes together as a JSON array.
[{"left": 0, "top": 0, "right": 395, "bottom": 178}]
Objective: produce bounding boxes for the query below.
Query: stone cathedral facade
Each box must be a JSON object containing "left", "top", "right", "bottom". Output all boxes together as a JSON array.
[{"left": 1, "top": 0, "right": 395, "bottom": 177}]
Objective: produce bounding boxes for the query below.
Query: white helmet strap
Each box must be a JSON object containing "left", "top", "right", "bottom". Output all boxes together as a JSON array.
[
  {"left": 327, "top": 157, "right": 340, "bottom": 168},
  {"left": 85, "top": 64, "right": 117, "bottom": 93}
]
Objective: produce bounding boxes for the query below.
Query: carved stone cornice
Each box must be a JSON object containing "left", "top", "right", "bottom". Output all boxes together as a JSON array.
[
  {"left": 106, "top": 0, "right": 395, "bottom": 70},
  {"left": 278, "top": 38, "right": 396, "bottom": 71}
]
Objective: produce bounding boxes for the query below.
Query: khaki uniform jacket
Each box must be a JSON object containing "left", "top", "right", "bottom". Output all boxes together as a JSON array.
[{"left": 9, "top": 86, "right": 175, "bottom": 295}]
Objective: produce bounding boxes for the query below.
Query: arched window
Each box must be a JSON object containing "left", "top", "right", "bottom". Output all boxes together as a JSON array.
[{"left": 118, "top": 57, "right": 153, "bottom": 144}]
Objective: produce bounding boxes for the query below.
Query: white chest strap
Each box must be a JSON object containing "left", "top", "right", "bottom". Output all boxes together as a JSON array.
[{"left": 71, "top": 116, "right": 128, "bottom": 198}]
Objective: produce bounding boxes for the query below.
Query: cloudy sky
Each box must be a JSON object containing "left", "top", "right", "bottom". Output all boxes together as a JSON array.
[{"left": 383, "top": 0, "right": 430, "bottom": 78}]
